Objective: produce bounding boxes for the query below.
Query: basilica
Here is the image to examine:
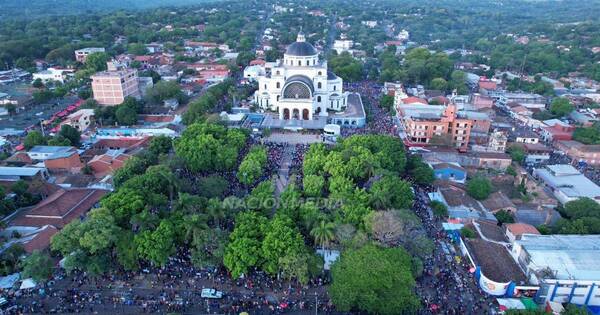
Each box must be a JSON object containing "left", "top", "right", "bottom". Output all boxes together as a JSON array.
[{"left": 253, "top": 32, "right": 348, "bottom": 120}]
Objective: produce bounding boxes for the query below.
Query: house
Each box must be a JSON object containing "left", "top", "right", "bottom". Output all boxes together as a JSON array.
[
  {"left": 471, "top": 94, "right": 494, "bottom": 110},
  {"left": 555, "top": 140, "right": 600, "bottom": 166},
  {"left": 504, "top": 223, "right": 540, "bottom": 243},
  {"left": 0, "top": 167, "right": 49, "bottom": 182},
  {"left": 32, "top": 68, "right": 68, "bottom": 83},
  {"left": 521, "top": 143, "right": 552, "bottom": 165},
  {"left": 481, "top": 191, "right": 516, "bottom": 213},
  {"left": 27, "top": 146, "right": 77, "bottom": 161},
  {"left": 541, "top": 121, "right": 574, "bottom": 142},
  {"left": 43, "top": 150, "right": 83, "bottom": 173},
  {"left": 87, "top": 149, "right": 132, "bottom": 178},
  {"left": 75, "top": 47, "right": 106, "bottom": 63},
  {"left": 10, "top": 188, "right": 108, "bottom": 228},
  {"left": 429, "top": 181, "right": 496, "bottom": 221},
  {"left": 533, "top": 164, "right": 600, "bottom": 204},
  {"left": 430, "top": 162, "right": 467, "bottom": 183}
]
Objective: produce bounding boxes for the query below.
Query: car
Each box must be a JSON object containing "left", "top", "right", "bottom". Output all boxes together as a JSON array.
[{"left": 201, "top": 288, "right": 223, "bottom": 299}]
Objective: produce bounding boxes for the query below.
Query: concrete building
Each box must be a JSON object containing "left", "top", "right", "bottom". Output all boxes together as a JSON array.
[
  {"left": 333, "top": 40, "right": 354, "bottom": 54},
  {"left": 75, "top": 47, "right": 106, "bottom": 63},
  {"left": 533, "top": 164, "right": 600, "bottom": 204},
  {"left": 32, "top": 68, "right": 68, "bottom": 83},
  {"left": 398, "top": 104, "right": 490, "bottom": 151},
  {"left": 91, "top": 69, "right": 140, "bottom": 106},
  {"left": 555, "top": 140, "right": 600, "bottom": 166},
  {"left": 512, "top": 234, "right": 600, "bottom": 307}
]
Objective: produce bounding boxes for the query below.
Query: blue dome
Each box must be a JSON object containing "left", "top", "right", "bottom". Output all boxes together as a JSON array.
[{"left": 285, "top": 41, "right": 317, "bottom": 56}]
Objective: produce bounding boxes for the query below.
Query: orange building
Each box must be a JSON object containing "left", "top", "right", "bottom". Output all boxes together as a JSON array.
[{"left": 400, "top": 104, "right": 477, "bottom": 151}]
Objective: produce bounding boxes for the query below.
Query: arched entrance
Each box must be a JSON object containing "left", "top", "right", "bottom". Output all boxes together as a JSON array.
[
  {"left": 302, "top": 109, "right": 309, "bottom": 120},
  {"left": 283, "top": 108, "right": 290, "bottom": 120},
  {"left": 292, "top": 108, "right": 300, "bottom": 119}
]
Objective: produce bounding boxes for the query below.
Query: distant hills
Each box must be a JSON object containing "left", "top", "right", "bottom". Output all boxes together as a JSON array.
[{"left": 1, "top": 0, "right": 214, "bottom": 18}]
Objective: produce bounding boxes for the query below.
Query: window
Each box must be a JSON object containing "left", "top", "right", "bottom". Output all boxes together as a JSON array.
[
  {"left": 334, "top": 85, "right": 337, "bottom": 91},
  {"left": 317, "top": 96, "right": 321, "bottom": 102},
  {"left": 306, "top": 60, "right": 309, "bottom": 66},
  {"left": 298, "top": 60, "right": 301, "bottom": 66},
  {"left": 276, "top": 82, "right": 280, "bottom": 88},
  {"left": 318, "top": 71, "right": 322, "bottom": 76},
  {"left": 318, "top": 82, "right": 322, "bottom": 89},
  {"left": 276, "top": 71, "right": 280, "bottom": 75},
  {"left": 264, "top": 84, "right": 267, "bottom": 89}
]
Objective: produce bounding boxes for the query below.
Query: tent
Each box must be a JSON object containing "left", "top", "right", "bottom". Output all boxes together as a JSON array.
[
  {"left": 19, "top": 278, "right": 36, "bottom": 290},
  {"left": 0, "top": 273, "right": 20, "bottom": 289}
]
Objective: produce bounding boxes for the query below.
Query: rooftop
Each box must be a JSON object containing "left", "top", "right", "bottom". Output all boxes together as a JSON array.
[
  {"left": 534, "top": 165, "right": 600, "bottom": 200},
  {"left": 465, "top": 238, "right": 527, "bottom": 283},
  {"left": 516, "top": 234, "right": 600, "bottom": 280},
  {"left": 0, "top": 167, "right": 46, "bottom": 177}
]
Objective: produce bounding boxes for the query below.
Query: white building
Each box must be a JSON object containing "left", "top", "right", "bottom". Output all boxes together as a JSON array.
[
  {"left": 333, "top": 40, "right": 354, "bottom": 54},
  {"left": 75, "top": 47, "right": 106, "bottom": 63},
  {"left": 533, "top": 164, "right": 600, "bottom": 204},
  {"left": 253, "top": 32, "right": 348, "bottom": 120},
  {"left": 397, "top": 29, "right": 410, "bottom": 41},
  {"left": 27, "top": 146, "right": 76, "bottom": 161},
  {"left": 512, "top": 234, "right": 600, "bottom": 307},
  {"left": 60, "top": 109, "right": 94, "bottom": 132},
  {"left": 32, "top": 68, "right": 68, "bottom": 83},
  {"left": 243, "top": 65, "right": 266, "bottom": 82}
]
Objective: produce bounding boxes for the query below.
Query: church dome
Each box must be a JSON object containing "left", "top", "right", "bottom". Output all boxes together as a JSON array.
[
  {"left": 286, "top": 42, "right": 317, "bottom": 56},
  {"left": 285, "top": 31, "right": 317, "bottom": 56}
]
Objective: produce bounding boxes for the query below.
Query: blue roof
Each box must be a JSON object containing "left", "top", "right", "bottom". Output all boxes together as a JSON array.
[{"left": 28, "top": 146, "right": 73, "bottom": 154}]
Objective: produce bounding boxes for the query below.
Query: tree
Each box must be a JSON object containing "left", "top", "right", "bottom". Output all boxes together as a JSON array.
[
  {"left": 223, "top": 211, "right": 267, "bottom": 278},
  {"left": 369, "top": 176, "right": 414, "bottom": 210},
  {"left": 175, "top": 123, "right": 247, "bottom": 173},
  {"left": 562, "top": 304, "right": 592, "bottom": 315},
  {"left": 146, "top": 80, "right": 183, "bottom": 104},
  {"left": 430, "top": 77, "right": 448, "bottom": 91},
  {"left": 549, "top": 97, "right": 574, "bottom": 118},
  {"left": 20, "top": 250, "right": 53, "bottom": 282},
  {"left": 460, "top": 227, "right": 476, "bottom": 238},
  {"left": 261, "top": 214, "right": 306, "bottom": 275},
  {"left": 32, "top": 78, "right": 44, "bottom": 88},
  {"left": 148, "top": 135, "right": 172, "bottom": 156},
  {"left": 85, "top": 52, "right": 110, "bottom": 72},
  {"left": 430, "top": 200, "right": 448, "bottom": 217},
  {"left": 237, "top": 146, "right": 267, "bottom": 186},
  {"left": 303, "top": 174, "right": 325, "bottom": 197},
  {"left": 127, "top": 43, "right": 148, "bottom": 55},
  {"left": 310, "top": 220, "right": 335, "bottom": 249},
  {"left": 562, "top": 197, "right": 600, "bottom": 219},
  {"left": 23, "top": 131, "right": 46, "bottom": 150},
  {"left": 365, "top": 210, "right": 407, "bottom": 247},
  {"left": 410, "top": 164, "right": 435, "bottom": 185},
  {"left": 495, "top": 210, "right": 515, "bottom": 223},
  {"left": 467, "top": 176, "right": 492, "bottom": 200},
  {"left": 507, "top": 145, "right": 526, "bottom": 163},
  {"left": 329, "top": 244, "right": 420, "bottom": 314},
  {"left": 58, "top": 125, "right": 81, "bottom": 147},
  {"left": 379, "top": 95, "right": 394, "bottom": 112},
  {"left": 115, "top": 105, "right": 137, "bottom": 125},
  {"left": 135, "top": 220, "right": 176, "bottom": 266}
]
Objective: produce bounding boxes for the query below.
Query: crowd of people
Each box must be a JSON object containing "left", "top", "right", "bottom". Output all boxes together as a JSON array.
[
  {"left": 412, "top": 186, "right": 498, "bottom": 314},
  {"left": 343, "top": 81, "right": 397, "bottom": 137}
]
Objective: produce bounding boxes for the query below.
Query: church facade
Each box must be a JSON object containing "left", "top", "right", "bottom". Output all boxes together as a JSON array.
[{"left": 253, "top": 32, "right": 348, "bottom": 120}]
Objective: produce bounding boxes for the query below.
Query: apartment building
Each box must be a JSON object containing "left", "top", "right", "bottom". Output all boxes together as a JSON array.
[
  {"left": 555, "top": 140, "right": 600, "bottom": 166},
  {"left": 91, "top": 69, "right": 140, "bottom": 106},
  {"left": 399, "top": 104, "right": 476, "bottom": 151}
]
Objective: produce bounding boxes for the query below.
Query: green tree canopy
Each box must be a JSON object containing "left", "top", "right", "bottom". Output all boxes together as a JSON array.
[{"left": 329, "top": 244, "right": 420, "bottom": 314}]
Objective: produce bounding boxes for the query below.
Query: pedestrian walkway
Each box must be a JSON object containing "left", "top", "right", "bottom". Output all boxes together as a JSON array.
[{"left": 274, "top": 145, "right": 294, "bottom": 196}]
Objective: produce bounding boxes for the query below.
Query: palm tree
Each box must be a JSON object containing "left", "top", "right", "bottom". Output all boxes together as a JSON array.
[{"left": 310, "top": 221, "right": 336, "bottom": 250}]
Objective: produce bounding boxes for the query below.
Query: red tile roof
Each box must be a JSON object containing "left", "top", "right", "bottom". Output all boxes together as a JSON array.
[
  {"left": 92, "top": 137, "right": 150, "bottom": 150},
  {"left": 402, "top": 96, "right": 428, "bottom": 105},
  {"left": 22, "top": 225, "right": 58, "bottom": 253},
  {"left": 11, "top": 188, "right": 107, "bottom": 228},
  {"left": 506, "top": 223, "right": 540, "bottom": 236}
]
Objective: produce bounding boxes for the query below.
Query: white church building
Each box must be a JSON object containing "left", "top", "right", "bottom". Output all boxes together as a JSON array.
[{"left": 253, "top": 32, "right": 348, "bottom": 120}]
